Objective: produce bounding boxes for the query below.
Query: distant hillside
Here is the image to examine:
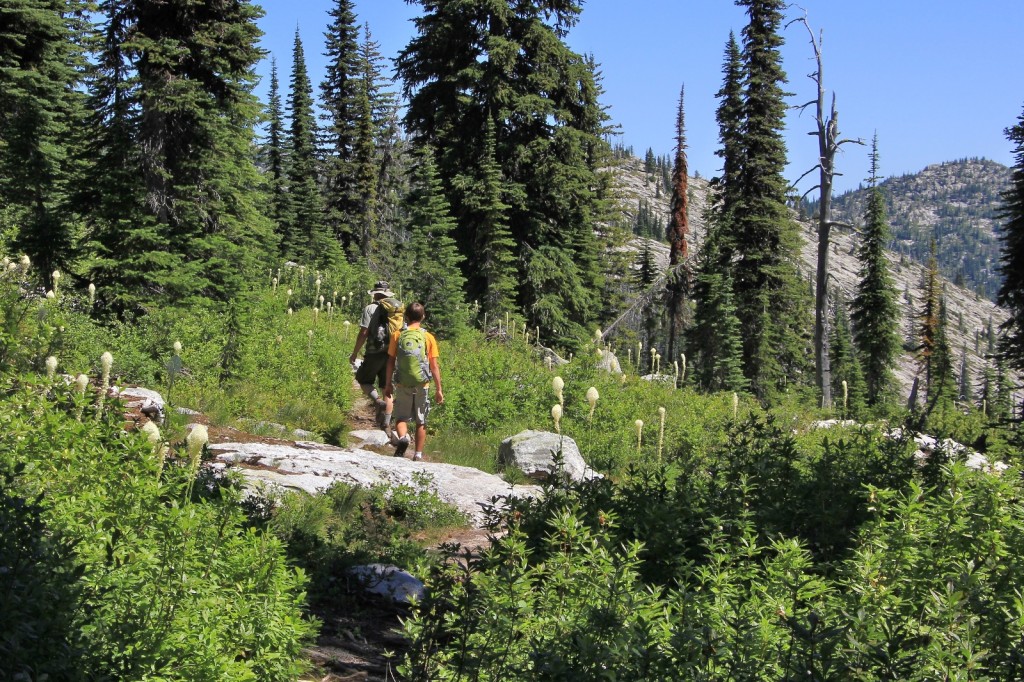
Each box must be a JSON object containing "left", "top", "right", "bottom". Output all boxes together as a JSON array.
[
  {"left": 608, "top": 154, "right": 1013, "bottom": 400},
  {"left": 823, "top": 158, "right": 1011, "bottom": 302}
]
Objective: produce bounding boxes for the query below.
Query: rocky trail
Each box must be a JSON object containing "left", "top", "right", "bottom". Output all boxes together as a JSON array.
[{"left": 202, "top": 388, "right": 522, "bottom": 681}]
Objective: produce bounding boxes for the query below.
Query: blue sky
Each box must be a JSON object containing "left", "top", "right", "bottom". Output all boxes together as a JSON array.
[{"left": 253, "top": 0, "right": 1024, "bottom": 194}]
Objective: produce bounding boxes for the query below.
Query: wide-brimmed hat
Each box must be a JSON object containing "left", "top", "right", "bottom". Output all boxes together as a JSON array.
[{"left": 367, "top": 280, "right": 396, "bottom": 297}]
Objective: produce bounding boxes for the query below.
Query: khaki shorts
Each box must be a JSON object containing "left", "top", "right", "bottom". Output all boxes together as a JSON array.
[{"left": 393, "top": 385, "right": 430, "bottom": 426}]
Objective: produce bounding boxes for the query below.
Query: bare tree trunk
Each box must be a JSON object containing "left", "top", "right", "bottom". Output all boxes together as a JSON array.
[{"left": 793, "top": 16, "right": 861, "bottom": 410}]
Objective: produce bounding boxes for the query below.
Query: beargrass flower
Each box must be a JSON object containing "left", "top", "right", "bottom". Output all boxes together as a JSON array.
[
  {"left": 680, "top": 353, "right": 686, "bottom": 384},
  {"left": 45, "top": 290, "right": 55, "bottom": 300},
  {"left": 52, "top": 270, "right": 61, "bottom": 289},
  {"left": 842, "top": 380, "right": 849, "bottom": 411},
  {"left": 19, "top": 254, "right": 29, "bottom": 273},
  {"left": 45, "top": 356, "right": 58, "bottom": 380},
  {"left": 551, "top": 404, "right": 562, "bottom": 433},
  {"left": 319, "top": 294, "right": 325, "bottom": 308},
  {"left": 272, "top": 277, "right": 278, "bottom": 292},
  {"left": 732, "top": 392, "right": 739, "bottom": 420},
  {"left": 185, "top": 424, "right": 209, "bottom": 487},
  {"left": 75, "top": 373, "right": 88, "bottom": 394},
  {"left": 287, "top": 288, "right": 293, "bottom": 298},
  {"left": 635, "top": 419, "right": 644, "bottom": 454},
  {"left": 287, "top": 307, "right": 293, "bottom": 316},
  {"left": 88, "top": 282, "right": 96, "bottom": 305},
  {"left": 173, "top": 341, "right": 182, "bottom": 355},
  {"left": 586, "top": 387, "right": 599, "bottom": 421},
  {"left": 141, "top": 419, "right": 161, "bottom": 445},
  {"left": 99, "top": 350, "right": 112, "bottom": 387},
  {"left": 552, "top": 376, "right": 564, "bottom": 405}
]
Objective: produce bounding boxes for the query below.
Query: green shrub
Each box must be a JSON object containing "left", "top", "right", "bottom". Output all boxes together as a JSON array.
[{"left": 0, "top": 380, "right": 315, "bottom": 680}]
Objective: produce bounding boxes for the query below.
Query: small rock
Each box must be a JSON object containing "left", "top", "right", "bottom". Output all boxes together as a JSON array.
[
  {"left": 348, "top": 564, "right": 425, "bottom": 605},
  {"left": 596, "top": 350, "right": 622, "bottom": 374},
  {"left": 176, "top": 406, "right": 202, "bottom": 416},
  {"left": 348, "top": 429, "right": 391, "bottom": 447}
]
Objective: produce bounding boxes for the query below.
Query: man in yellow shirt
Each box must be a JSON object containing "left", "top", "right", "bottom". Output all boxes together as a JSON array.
[{"left": 384, "top": 302, "right": 443, "bottom": 460}]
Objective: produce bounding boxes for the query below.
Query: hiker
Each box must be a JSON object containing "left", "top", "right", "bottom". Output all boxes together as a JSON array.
[
  {"left": 384, "top": 302, "right": 443, "bottom": 460},
  {"left": 349, "top": 281, "right": 404, "bottom": 431}
]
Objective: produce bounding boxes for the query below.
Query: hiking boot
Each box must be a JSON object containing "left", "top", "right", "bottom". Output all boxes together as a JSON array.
[
  {"left": 394, "top": 435, "right": 410, "bottom": 458},
  {"left": 413, "top": 452, "right": 423, "bottom": 461}
]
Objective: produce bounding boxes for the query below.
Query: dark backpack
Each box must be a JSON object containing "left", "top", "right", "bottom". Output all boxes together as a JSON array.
[{"left": 366, "top": 298, "right": 404, "bottom": 353}]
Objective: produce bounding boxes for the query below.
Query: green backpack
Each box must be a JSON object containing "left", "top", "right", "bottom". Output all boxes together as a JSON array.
[{"left": 394, "top": 328, "right": 432, "bottom": 386}]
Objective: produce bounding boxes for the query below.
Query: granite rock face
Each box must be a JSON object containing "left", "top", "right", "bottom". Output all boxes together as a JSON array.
[{"left": 213, "top": 440, "right": 540, "bottom": 526}]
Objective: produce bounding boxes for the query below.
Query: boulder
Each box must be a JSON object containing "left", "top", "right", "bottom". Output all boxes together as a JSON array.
[
  {"left": 596, "top": 349, "right": 622, "bottom": 374},
  {"left": 348, "top": 564, "right": 424, "bottom": 605},
  {"left": 640, "top": 373, "right": 675, "bottom": 385},
  {"left": 120, "top": 386, "right": 166, "bottom": 424},
  {"left": 498, "top": 430, "right": 598, "bottom": 483},
  {"left": 348, "top": 429, "right": 392, "bottom": 447},
  {"left": 536, "top": 345, "right": 569, "bottom": 367}
]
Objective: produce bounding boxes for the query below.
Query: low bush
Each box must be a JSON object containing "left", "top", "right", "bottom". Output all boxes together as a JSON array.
[{"left": 0, "top": 378, "right": 316, "bottom": 680}]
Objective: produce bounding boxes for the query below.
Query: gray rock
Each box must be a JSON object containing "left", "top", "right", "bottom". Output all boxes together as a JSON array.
[
  {"left": 536, "top": 345, "right": 569, "bottom": 367},
  {"left": 120, "top": 386, "right": 166, "bottom": 423},
  {"left": 212, "top": 441, "right": 540, "bottom": 526},
  {"left": 640, "top": 373, "right": 675, "bottom": 385},
  {"left": 596, "top": 350, "right": 622, "bottom": 374},
  {"left": 348, "top": 429, "right": 392, "bottom": 447},
  {"left": 176, "top": 406, "right": 202, "bottom": 416},
  {"left": 498, "top": 430, "right": 599, "bottom": 483},
  {"left": 348, "top": 564, "right": 424, "bottom": 605}
]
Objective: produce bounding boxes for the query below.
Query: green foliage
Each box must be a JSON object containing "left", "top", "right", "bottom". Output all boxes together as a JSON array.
[
  {"left": 403, "top": 414, "right": 1024, "bottom": 679},
  {"left": 0, "top": 379, "right": 314, "bottom": 680}
]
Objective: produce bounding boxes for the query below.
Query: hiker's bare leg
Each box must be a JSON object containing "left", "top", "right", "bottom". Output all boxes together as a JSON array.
[
  {"left": 395, "top": 420, "right": 408, "bottom": 439},
  {"left": 415, "top": 424, "right": 426, "bottom": 452}
]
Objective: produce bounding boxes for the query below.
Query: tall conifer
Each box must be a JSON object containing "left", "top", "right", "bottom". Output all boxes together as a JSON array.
[
  {"left": 320, "top": 0, "right": 361, "bottom": 250},
  {"left": 403, "top": 148, "right": 467, "bottom": 337},
  {"left": 84, "top": 0, "right": 275, "bottom": 311},
  {"left": 851, "top": 135, "right": 901, "bottom": 405},
  {"left": 732, "top": 0, "right": 811, "bottom": 399},
  {"left": 265, "top": 58, "right": 289, "bottom": 229},
  {"left": 917, "top": 240, "right": 942, "bottom": 399},
  {"left": 396, "top": 0, "right": 606, "bottom": 341},
  {"left": 665, "top": 85, "right": 690, "bottom": 359},
  {"left": 997, "top": 103, "right": 1024, "bottom": 370},
  {"left": 284, "top": 29, "right": 338, "bottom": 268},
  {"left": 2, "top": 0, "right": 88, "bottom": 280}
]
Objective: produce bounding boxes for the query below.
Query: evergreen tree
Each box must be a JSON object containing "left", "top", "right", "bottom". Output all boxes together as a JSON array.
[
  {"left": 403, "top": 148, "right": 467, "bottom": 337},
  {"left": 284, "top": 29, "right": 338, "bottom": 268},
  {"left": 713, "top": 31, "right": 745, "bottom": 261},
  {"left": 1, "top": 0, "right": 89, "bottom": 280},
  {"left": 829, "top": 297, "right": 866, "bottom": 416},
  {"left": 635, "top": 240, "right": 661, "bottom": 357},
  {"left": 851, "top": 135, "right": 901, "bottom": 405},
  {"left": 732, "top": 0, "right": 812, "bottom": 399},
  {"left": 917, "top": 240, "right": 942, "bottom": 398},
  {"left": 352, "top": 38, "right": 377, "bottom": 259},
  {"left": 997, "top": 103, "right": 1024, "bottom": 370},
  {"left": 320, "top": 0, "right": 361, "bottom": 250},
  {"left": 456, "top": 124, "right": 517, "bottom": 317},
  {"left": 396, "top": 0, "right": 607, "bottom": 342},
  {"left": 687, "top": 223, "right": 746, "bottom": 393},
  {"left": 83, "top": 0, "right": 276, "bottom": 312},
  {"left": 924, "top": 295, "right": 958, "bottom": 416},
  {"left": 665, "top": 85, "right": 690, "bottom": 360},
  {"left": 265, "top": 58, "right": 289, "bottom": 229}
]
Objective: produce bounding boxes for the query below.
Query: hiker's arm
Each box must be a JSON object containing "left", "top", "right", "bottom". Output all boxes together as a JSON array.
[
  {"left": 429, "top": 357, "right": 443, "bottom": 404},
  {"left": 349, "top": 327, "right": 368, "bottom": 365},
  {"left": 383, "top": 354, "right": 397, "bottom": 399}
]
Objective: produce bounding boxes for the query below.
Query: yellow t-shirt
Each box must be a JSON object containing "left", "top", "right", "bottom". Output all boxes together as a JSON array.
[{"left": 388, "top": 327, "right": 439, "bottom": 386}]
